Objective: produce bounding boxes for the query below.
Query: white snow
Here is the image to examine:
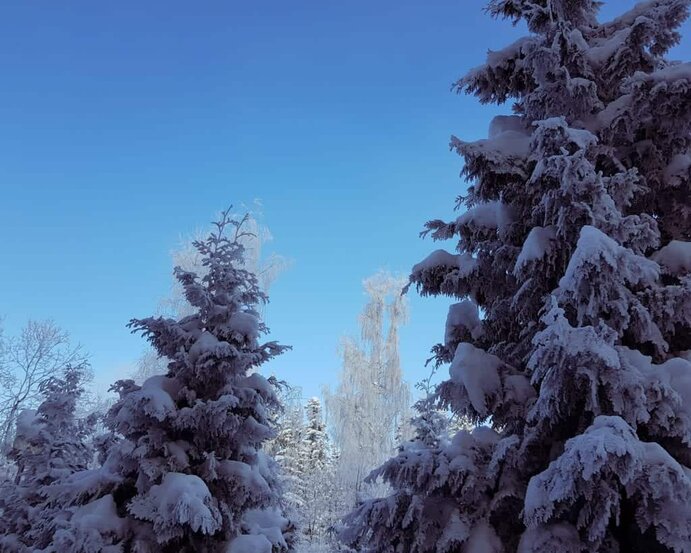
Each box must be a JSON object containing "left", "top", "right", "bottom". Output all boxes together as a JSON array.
[
  {"left": 534, "top": 117, "right": 597, "bottom": 150},
  {"left": 524, "top": 415, "right": 691, "bottom": 548},
  {"left": 641, "top": 62, "right": 691, "bottom": 83},
  {"left": 648, "top": 356, "right": 691, "bottom": 425},
  {"left": 660, "top": 356, "right": 691, "bottom": 409},
  {"left": 216, "top": 459, "right": 272, "bottom": 497},
  {"left": 242, "top": 508, "right": 289, "bottom": 550},
  {"left": 484, "top": 130, "right": 531, "bottom": 157},
  {"left": 445, "top": 301, "right": 484, "bottom": 343},
  {"left": 437, "top": 510, "right": 471, "bottom": 550},
  {"left": 449, "top": 343, "right": 502, "bottom": 418},
  {"left": 226, "top": 534, "right": 273, "bottom": 553},
  {"left": 663, "top": 153, "right": 691, "bottom": 186},
  {"left": 586, "top": 27, "right": 631, "bottom": 66},
  {"left": 652, "top": 240, "right": 691, "bottom": 274},
  {"left": 594, "top": 94, "right": 631, "bottom": 130},
  {"left": 165, "top": 441, "right": 191, "bottom": 468},
  {"left": 456, "top": 201, "right": 513, "bottom": 231},
  {"left": 485, "top": 36, "right": 534, "bottom": 69},
  {"left": 560, "top": 226, "right": 659, "bottom": 291},
  {"left": 238, "top": 372, "right": 276, "bottom": 399},
  {"left": 129, "top": 472, "right": 221, "bottom": 535},
  {"left": 126, "top": 376, "right": 177, "bottom": 422},
  {"left": 567, "top": 28, "right": 589, "bottom": 51},
  {"left": 503, "top": 375, "right": 535, "bottom": 405},
  {"left": 12, "top": 409, "right": 40, "bottom": 448},
  {"left": 148, "top": 373, "right": 180, "bottom": 394},
  {"left": 69, "top": 495, "right": 124, "bottom": 538},
  {"left": 188, "top": 331, "right": 222, "bottom": 364},
  {"left": 457, "top": 116, "right": 531, "bottom": 165},
  {"left": 514, "top": 226, "right": 556, "bottom": 274},
  {"left": 524, "top": 416, "right": 636, "bottom": 524},
  {"left": 517, "top": 523, "right": 581, "bottom": 553},
  {"left": 411, "top": 249, "right": 477, "bottom": 278},
  {"left": 228, "top": 311, "right": 260, "bottom": 341}
]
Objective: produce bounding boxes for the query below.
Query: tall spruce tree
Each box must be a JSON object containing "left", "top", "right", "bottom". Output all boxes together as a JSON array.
[
  {"left": 53, "top": 210, "right": 294, "bottom": 553},
  {"left": 342, "top": 1, "right": 691, "bottom": 552}
]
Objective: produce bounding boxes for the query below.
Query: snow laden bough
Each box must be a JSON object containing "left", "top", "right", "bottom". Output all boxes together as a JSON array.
[{"left": 342, "top": 1, "right": 691, "bottom": 552}]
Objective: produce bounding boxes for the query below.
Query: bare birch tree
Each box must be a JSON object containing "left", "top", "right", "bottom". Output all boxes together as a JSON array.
[{"left": 0, "top": 320, "right": 87, "bottom": 451}]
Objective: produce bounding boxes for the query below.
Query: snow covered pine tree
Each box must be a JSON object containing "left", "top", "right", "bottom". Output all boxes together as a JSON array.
[
  {"left": 300, "top": 397, "right": 333, "bottom": 544},
  {"left": 342, "top": 1, "right": 691, "bottom": 552},
  {"left": 0, "top": 364, "right": 94, "bottom": 551},
  {"left": 53, "top": 209, "right": 294, "bottom": 553}
]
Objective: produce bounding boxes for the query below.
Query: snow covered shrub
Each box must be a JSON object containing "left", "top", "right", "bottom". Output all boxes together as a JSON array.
[
  {"left": 342, "top": 1, "right": 691, "bottom": 552},
  {"left": 0, "top": 364, "right": 94, "bottom": 551},
  {"left": 52, "top": 210, "right": 295, "bottom": 552}
]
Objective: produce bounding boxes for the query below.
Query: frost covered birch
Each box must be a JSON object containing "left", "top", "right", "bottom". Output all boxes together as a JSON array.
[{"left": 324, "top": 272, "right": 411, "bottom": 505}]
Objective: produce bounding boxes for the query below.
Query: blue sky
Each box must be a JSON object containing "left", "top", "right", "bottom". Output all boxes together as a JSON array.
[{"left": 1, "top": 1, "right": 690, "bottom": 402}]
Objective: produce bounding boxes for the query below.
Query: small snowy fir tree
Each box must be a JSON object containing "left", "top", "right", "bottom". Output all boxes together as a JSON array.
[
  {"left": 299, "top": 398, "right": 331, "bottom": 544},
  {"left": 299, "top": 399, "right": 351, "bottom": 553},
  {"left": 53, "top": 210, "right": 295, "bottom": 553},
  {"left": 342, "top": 1, "right": 691, "bottom": 552},
  {"left": 267, "top": 384, "right": 307, "bottom": 519},
  {"left": 0, "top": 364, "right": 94, "bottom": 551},
  {"left": 302, "top": 399, "right": 329, "bottom": 479},
  {"left": 268, "top": 394, "right": 344, "bottom": 551}
]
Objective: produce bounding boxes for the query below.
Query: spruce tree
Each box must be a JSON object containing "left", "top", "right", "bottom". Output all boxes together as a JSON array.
[
  {"left": 268, "top": 386, "right": 307, "bottom": 527},
  {"left": 300, "top": 398, "right": 332, "bottom": 544},
  {"left": 342, "top": 1, "right": 691, "bottom": 552},
  {"left": 267, "top": 394, "right": 344, "bottom": 550},
  {"left": 302, "top": 398, "right": 328, "bottom": 474},
  {"left": 54, "top": 210, "right": 294, "bottom": 553}
]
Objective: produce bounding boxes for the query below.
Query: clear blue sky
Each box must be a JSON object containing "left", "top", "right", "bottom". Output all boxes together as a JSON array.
[{"left": 1, "top": 1, "right": 690, "bottom": 402}]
